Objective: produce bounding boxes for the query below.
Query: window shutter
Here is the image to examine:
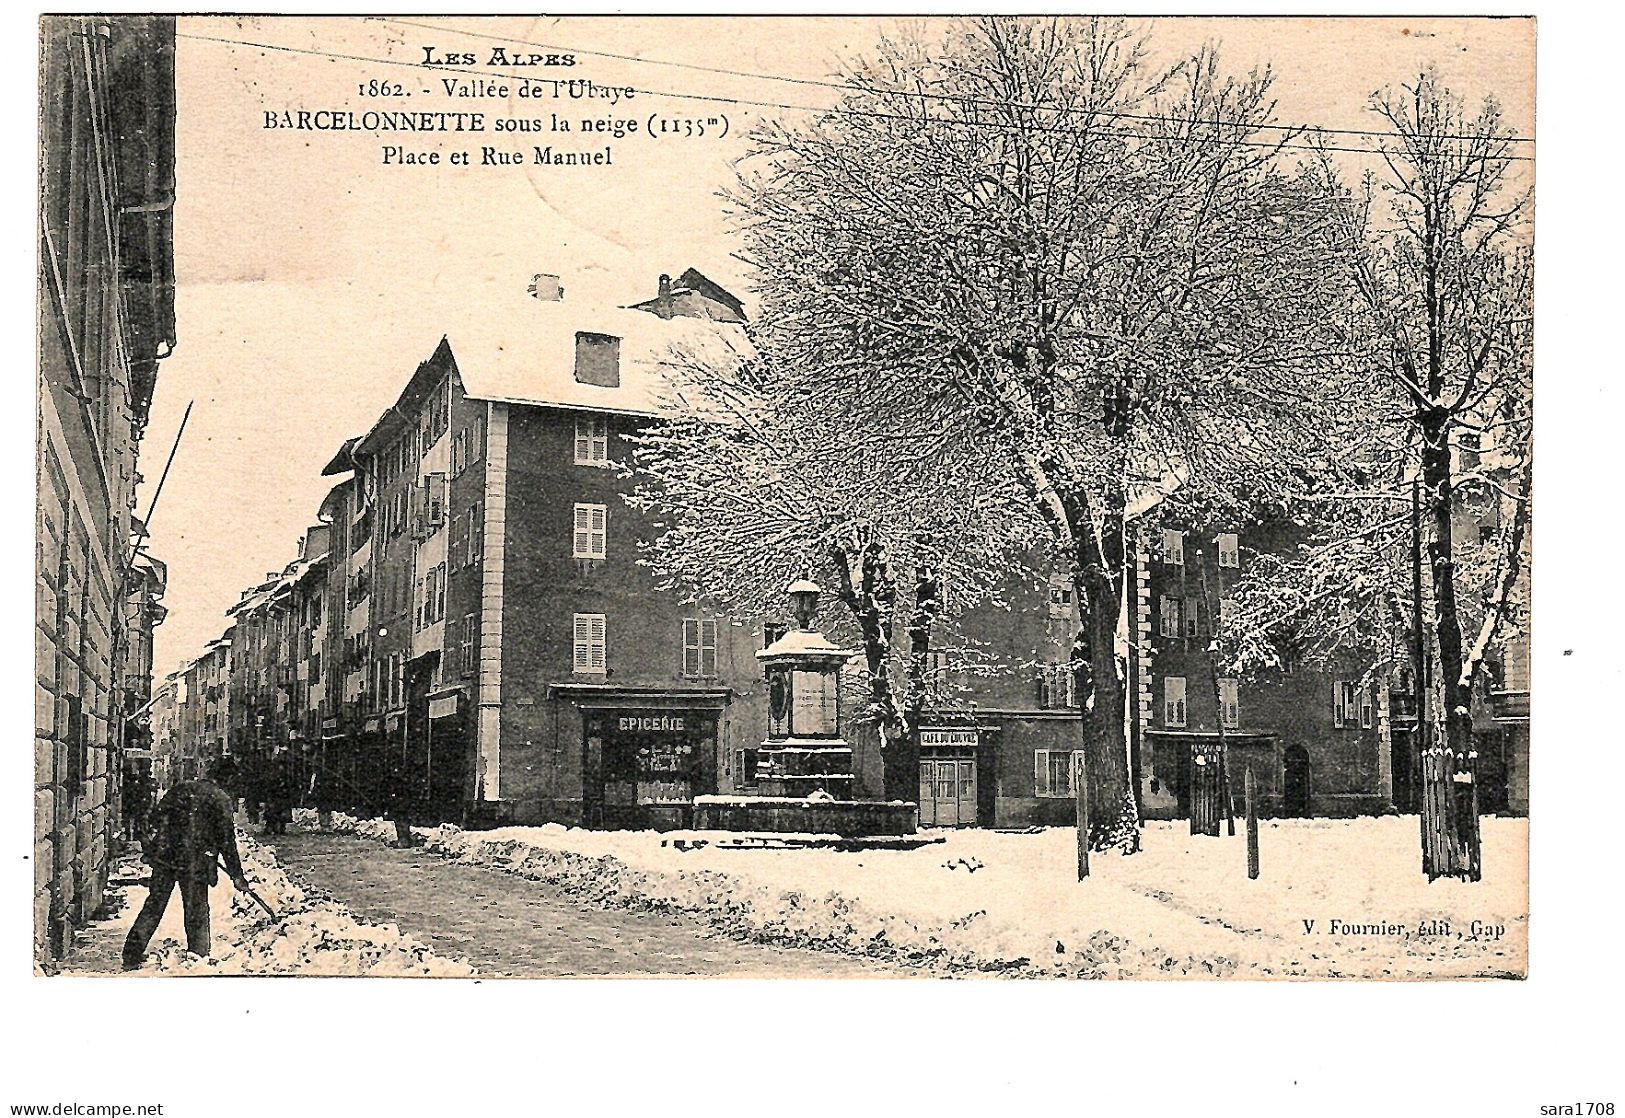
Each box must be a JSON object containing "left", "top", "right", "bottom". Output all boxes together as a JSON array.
[
  {"left": 573, "top": 615, "right": 590, "bottom": 672},
  {"left": 1034, "top": 750, "right": 1046, "bottom": 796},
  {"left": 1163, "top": 529, "right": 1183, "bottom": 565},
  {"left": 574, "top": 418, "right": 590, "bottom": 463},
  {"left": 591, "top": 506, "right": 606, "bottom": 557},
  {"left": 701, "top": 618, "right": 718, "bottom": 676},
  {"left": 590, "top": 615, "right": 606, "bottom": 669},
  {"left": 682, "top": 619, "right": 699, "bottom": 676},
  {"left": 573, "top": 505, "right": 589, "bottom": 557}
]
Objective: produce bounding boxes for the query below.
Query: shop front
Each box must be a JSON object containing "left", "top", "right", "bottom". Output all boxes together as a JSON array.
[
  {"left": 582, "top": 706, "right": 722, "bottom": 831},
  {"left": 917, "top": 726, "right": 990, "bottom": 828}
]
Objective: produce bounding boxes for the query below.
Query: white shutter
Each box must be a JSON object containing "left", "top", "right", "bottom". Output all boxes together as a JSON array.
[
  {"left": 701, "top": 618, "right": 718, "bottom": 676},
  {"left": 573, "top": 615, "right": 591, "bottom": 672},
  {"left": 591, "top": 506, "right": 607, "bottom": 557},
  {"left": 1034, "top": 750, "right": 1047, "bottom": 796},
  {"left": 1218, "top": 533, "right": 1239, "bottom": 568},
  {"left": 682, "top": 619, "right": 699, "bottom": 676},
  {"left": 1219, "top": 678, "right": 1239, "bottom": 729},
  {"left": 590, "top": 615, "right": 606, "bottom": 669},
  {"left": 574, "top": 418, "right": 590, "bottom": 463},
  {"left": 1163, "top": 529, "right": 1184, "bottom": 565},
  {"left": 573, "top": 505, "right": 589, "bottom": 557}
]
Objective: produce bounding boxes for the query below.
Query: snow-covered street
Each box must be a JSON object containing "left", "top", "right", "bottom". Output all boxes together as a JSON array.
[
  {"left": 61, "top": 832, "right": 474, "bottom": 976},
  {"left": 318, "top": 812, "right": 1526, "bottom": 979}
]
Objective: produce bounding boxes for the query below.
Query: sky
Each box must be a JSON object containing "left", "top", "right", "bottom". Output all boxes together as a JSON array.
[{"left": 142, "top": 15, "right": 1535, "bottom": 680}]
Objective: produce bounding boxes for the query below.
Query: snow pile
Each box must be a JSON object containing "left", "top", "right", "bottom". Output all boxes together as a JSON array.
[
  {"left": 324, "top": 812, "right": 1526, "bottom": 979},
  {"left": 321, "top": 812, "right": 1239, "bottom": 978},
  {"left": 135, "top": 834, "right": 475, "bottom": 977}
]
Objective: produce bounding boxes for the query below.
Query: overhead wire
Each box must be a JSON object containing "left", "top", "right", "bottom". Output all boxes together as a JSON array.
[{"left": 176, "top": 28, "right": 1533, "bottom": 163}]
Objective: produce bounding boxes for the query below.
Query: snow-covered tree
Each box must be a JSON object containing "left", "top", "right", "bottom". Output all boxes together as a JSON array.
[
  {"left": 726, "top": 17, "right": 1357, "bottom": 868},
  {"left": 1219, "top": 71, "right": 1532, "bottom": 880},
  {"left": 628, "top": 340, "right": 1039, "bottom": 795}
]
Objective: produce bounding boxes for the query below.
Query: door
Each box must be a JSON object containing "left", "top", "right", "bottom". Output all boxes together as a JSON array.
[
  {"left": 955, "top": 759, "right": 978, "bottom": 827},
  {"left": 1282, "top": 745, "right": 1312, "bottom": 818},
  {"left": 919, "top": 758, "right": 977, "bottom": 827}
]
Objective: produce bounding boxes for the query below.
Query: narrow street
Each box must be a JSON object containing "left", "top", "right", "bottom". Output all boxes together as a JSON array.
[{"left": 260, "top": 830, "right": 901, "bottom": 978}]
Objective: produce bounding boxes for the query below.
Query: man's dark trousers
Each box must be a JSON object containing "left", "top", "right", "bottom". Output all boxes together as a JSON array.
[{"left": 123, "top": 866, "right": 211, "bottom": 964}]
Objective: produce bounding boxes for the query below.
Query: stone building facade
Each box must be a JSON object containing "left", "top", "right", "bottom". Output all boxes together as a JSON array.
[{"left": 36, "top": 14, "right": 176, "bottom": 965}]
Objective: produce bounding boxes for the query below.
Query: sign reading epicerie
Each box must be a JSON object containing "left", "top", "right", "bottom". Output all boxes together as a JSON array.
[{"left": 616, "top": 713, "right": 693, "bottom": 734}]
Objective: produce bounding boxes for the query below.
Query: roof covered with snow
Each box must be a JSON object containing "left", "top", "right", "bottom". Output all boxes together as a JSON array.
[{"left": 443, "top": 295, "right": 752, "bottom": 419}]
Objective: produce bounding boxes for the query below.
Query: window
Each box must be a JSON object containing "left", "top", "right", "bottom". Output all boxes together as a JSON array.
[
  {"left": 1038, "top": 662, "right": 1077, "bottom": 709},
  {"left": 469, "top": 417, "right": 484, "bottom": 465},
  {"left": 1333, "top": 681, "right": 1360, "bottom": 728},
  {"left": 573, "top": 614, "right": 607, "bottom": 673},
  {"left": 682, "top": 618, "right": 719, "bottom": 677},
  {"left": 574, "top": 332, "right": 621, "bottom": 387},
  {"left": 465, "top": 503, "right": 483, "bottom": 567},
  {"left": 1047, "top": 577, "right": 1074, "bottom": 619},
  {"left": 575, "top": 415, "right": 609, "bottom": 465},
  {"left": 1360, "top": 687, "right": 1376, "bottom": 730},
  {"left": 1159, "top": 595, "right": 1182, "bottom": 638},
  {"left": 1184, "top": 596, "right": 1202, "bottom": 638},
  {"left": 1034, "top": 749, "right": 1075, "bottom": 797},
  {"left": 1162, "top": 528, "right": 1184, "bottom": 565},
  {"left": 573, "top": 503, "right": 607, "bottom": 559},
  {"left": 451, "top": 430, "right": 465, "bottom": 477},
  {"left": 1219, "top": 678, "right": 1239, "bottom": 729},
  {"left": 1217, "top": 532, "right": 1240, "bottom": 568},
  {"left": 434, "top": 563, "right": 446, "bottom": 622},
  {"left": 462, "top": 612, "right": 477, "bottom": 676},
  {"left": 1163, "top": 676, "right": 1187, "bottom": 728}
]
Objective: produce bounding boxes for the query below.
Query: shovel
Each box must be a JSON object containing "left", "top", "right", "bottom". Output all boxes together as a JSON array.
[{"left": 220, "top": 857, "right": 279, "bottom": 919}]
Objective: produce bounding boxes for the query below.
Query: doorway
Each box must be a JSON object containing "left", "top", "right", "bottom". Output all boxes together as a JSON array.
[
  {"left": 1281, "top": 745, "right": 1312, "bottom": 817},
  {"left": 919, "top": 757, "right": 978, "bottom": 827}
]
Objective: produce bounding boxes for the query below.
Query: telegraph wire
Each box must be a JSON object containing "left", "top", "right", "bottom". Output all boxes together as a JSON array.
[
  {"left": 176, "top": 29, "right": 1533, "bottom": 163},
  {"left": 375, "top": 15, "right": 1535, "bottom": 147}
]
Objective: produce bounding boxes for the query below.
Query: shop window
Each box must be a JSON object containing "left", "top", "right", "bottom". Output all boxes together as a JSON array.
[
  {"left": 575, "top": 415, "right": 610, "bottom": 464},
  {"left": 1163, "top": 676, "right": 1187, "bottom": 728},
  {"left": 682, "top": 618, "right": 719, "bottom": 677},
  {"left": 573, "top": 503, "right": 608, "bottom": 559},
  {"left": 1034, "top": 749, "right": 1075, "bottom": 797},
  {"left": 573, "top": 613, "right": 607, "bottom": 674}
]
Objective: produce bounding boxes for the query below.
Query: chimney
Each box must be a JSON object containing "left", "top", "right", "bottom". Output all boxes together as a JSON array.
[
  {"left": 656, "top": 273, "right": 674, "bottom": 319},
  {"left": 528, "top": 273, "right": 564, "bottom": 302}
]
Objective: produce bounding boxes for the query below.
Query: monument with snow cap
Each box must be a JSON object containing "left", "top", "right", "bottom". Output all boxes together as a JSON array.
[{"left": 690, "top": 580, "right": 929, "bottom": 845}]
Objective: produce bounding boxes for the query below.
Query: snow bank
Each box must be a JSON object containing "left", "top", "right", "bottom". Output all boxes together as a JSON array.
[
  {"left": 322, "top": 812, "right": 1525, "bottom": 979},
  {"left": 130, "top": 833, "right": 475, "bottom": 977}
]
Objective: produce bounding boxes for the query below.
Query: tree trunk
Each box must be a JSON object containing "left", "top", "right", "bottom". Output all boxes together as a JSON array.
[
  {"left": 1419, "top": 424, "right": 1481, "bottom": 881},
  {"left": 1070, "top": 490, "right": 1140, "bottom": 857},
  {"left": 890, "top": 562, "right": 939, "bottom": 803}
]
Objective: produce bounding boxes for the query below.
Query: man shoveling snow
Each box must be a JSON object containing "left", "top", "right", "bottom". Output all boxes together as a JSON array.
[{"left": 122, "top": 760, "right": 252, "bottom": 970}]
